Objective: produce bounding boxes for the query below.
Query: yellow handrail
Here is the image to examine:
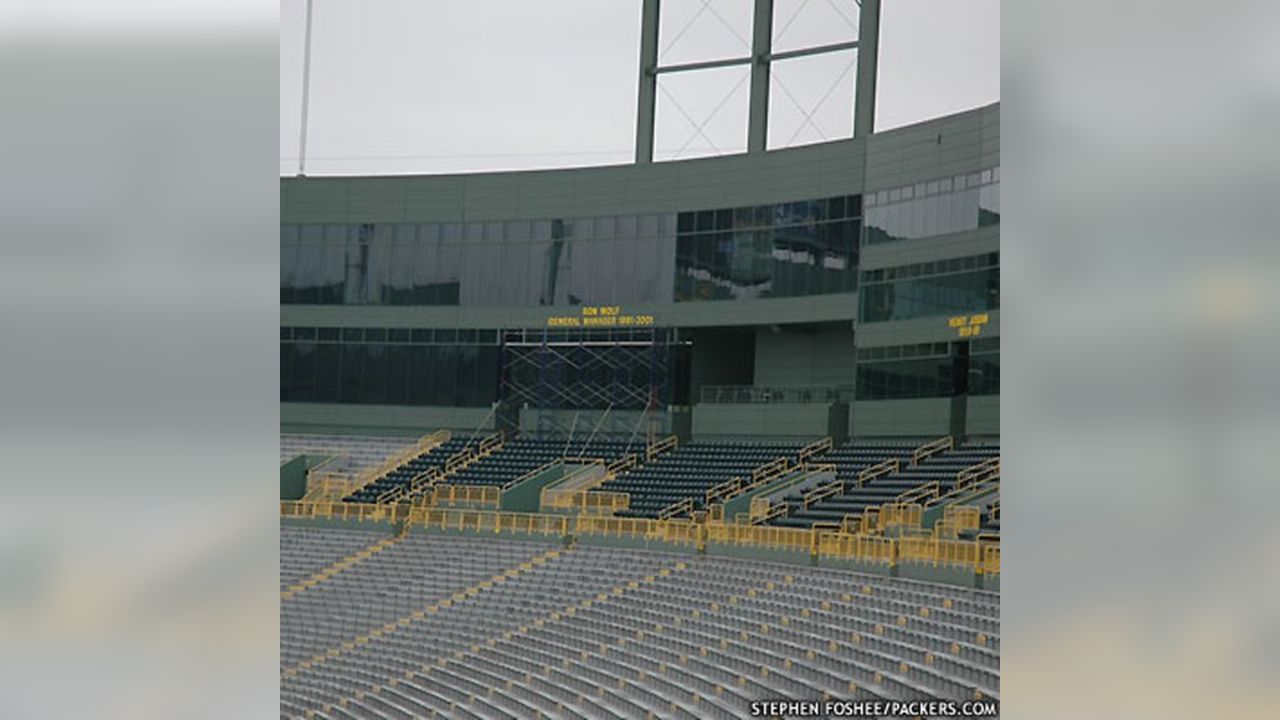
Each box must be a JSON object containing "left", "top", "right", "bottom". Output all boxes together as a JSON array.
[
  {"left": 543, "top": 490, "right": 630, "bottom": 514},
  {"left": 540, "top": 459, "right": 609, "bottom": 507},
  {"left": 877, "top": 502, "right": 923, "bottom": 530},
  {"left": 957, "top": 457, "right": 1000, "bottom": 489},
  {"left": 896, "top": 481, "right": 939, "bottom": 505},
  {"left": 503, "top": 458, "right": 562, "bottom": 491},
  {"left": 925, "top": 462, "right": 1000, "bottom": 508},
  {"left": 801, "top": 478, "right": 843, "bottom": 510},
  {"left": 707, "top": 455, "right": 798, "bottom": 505},
  {"left": 282, "top": 502, "right": 998, "bottom": 574},
  {"left": 646, "top": 435, "right": 679, "bottom": 461},
  {"left": 798, "top": 436, "right": 833, "bottom": 461},
  {"left": 606, "top": 453, "right": 637, "bottom": 476},
  {"left": 911, "top": 435, "right": 954, "bottom": 466},
  {"left": 943, "top": 505, "right": 981, "bottom": 531},
  {"left": 657, "top": 497, "right": 695, "bottom": 520},
  {"left": 344, "top": 429, "right": 453, "bottom": 498},
  {"left": 857, "top": 458, "right": 900, "bottom": 487},
  {"left": 749, "top": 498, "right": 789, "bottom": 525},
  {"left": 431, "top": 484, "right": 501, "bottom": 508}
]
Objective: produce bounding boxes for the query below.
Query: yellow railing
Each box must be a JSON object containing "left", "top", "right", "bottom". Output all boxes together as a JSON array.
[
  {"left": 924, "top": 460, "right": 1000, "bottom": 509},
  {"left": 406, "top": 507, "right": 572, "bottom": 537},
  {"left": 503, "top": 458, "right": 562, "bottom": 491},
  {"left": 440, "top": 432, "right": 503, "bottom": 476},
  {"left": 878, "top": 502, "right": 923, "bottom": 530},
  {"left": 282, "top": 502, "right": 999, "bottom": 575},
  {"left": 706, "top": 455, "right": 796, "bottom": 505},
  {"left": 303, "top": 472, "right": 362, "bottom": 501},
  {"left": 657, "top": 497, "right": 695, "bottom": 519},
  {"left": 705, "top": 476, "right": 742, "bottom": 505},
  {"left": 543, "top": 490, "right": 630, "bottom": 515},
  {"left": 280, "top": 500, "right": 406, "bottom": 524},
  {"left": 957, "top": 457, "right": 1000, "bottom": 489},
  {"left": 896, "top": 481, "right": 939, "bottom": 505},
  {"left": 982, "top": 544, "right": 1000, "bottom": 575},
  {"left": 575, "top": 515, "right": 700, "bottom": 546},
  {"left": 646, "top": 434, "right": 679, "bottom": 461},
  {"left": 816, "top": 531, "right": 896, "bottom": 564},
  {"left": 370, "top": 430, "right": 452, "bottom": 482},
  {"left": 305, "top": 452, "right": 347, "bottom": 480},
  {"left": 911, "top": 436, "right": 954, "bottom": 465},
  {"left": 749, "top": 497, "right": 789, "bottom": 525},
  {"left": 857, "top": 458, "right": 900, "bottom": 487},
  {"left": 430, "top": 484, "right": 501, "bottom": 508},
  {"left": 705, "top": 522, "right": 813, "bottom": 552},
  {"left": 943, "top": 505, "right": 981, "bottom": 531},
  {"left": 343, "top": 429, "right": 453, "bottom": 498},
  {"left": 606, "top": 453, "right": 637, "bottom": 476},
  {"left": 541, "top": 460, "right": 609, "bottom": 507},
  {"left": 840, "top": 514, "right": 865, "bottom": 534},
  {"left": 898, "top": 536, "right": 981, "bottom": 568},
  {"left": 801, "top": 478, "right": 843, "bottom": 510},
  {"left": 798, "top": 436, "right": 833, "bottom": 461}
]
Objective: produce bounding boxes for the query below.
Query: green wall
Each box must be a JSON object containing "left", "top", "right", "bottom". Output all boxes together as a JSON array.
[{"left": 279, "top": 455, "right": 309, "bottom": 501}]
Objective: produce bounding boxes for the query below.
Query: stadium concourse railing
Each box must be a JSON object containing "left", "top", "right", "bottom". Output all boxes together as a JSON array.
[
  {"left": 280, "top": 501, "right": 1000, "bottom": 576},
  {"left": 699, "top": 385, "right": 855, "bottom": 404}
]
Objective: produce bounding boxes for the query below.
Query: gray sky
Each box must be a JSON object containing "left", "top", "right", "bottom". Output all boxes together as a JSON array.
[{"left": 280, "top": 0, "right": 998, "bottom": 176}]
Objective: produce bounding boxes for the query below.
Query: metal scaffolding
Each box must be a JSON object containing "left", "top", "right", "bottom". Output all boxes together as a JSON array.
[{"left": 499, "top": 327, "right": 679, "bottom": 440}]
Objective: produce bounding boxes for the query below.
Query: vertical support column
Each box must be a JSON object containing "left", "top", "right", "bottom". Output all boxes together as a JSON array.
[
  {"left": 297, "top": 0, "right": 315, "bottom": 176},
  {"left": 634, "top": 0, "right": 662, "bottom": 164},
  {"left": 746, "top": 0, "right": 774, "bottom": 154},
  {"left": 854, "top": 0, "right": 881, "bottom": 138}
]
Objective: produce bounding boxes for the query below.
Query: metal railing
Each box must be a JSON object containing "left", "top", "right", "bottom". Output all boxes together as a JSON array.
[
  {"left": 816, "top": 532, "right": 896, "bottom": 564},
  {"left": 878, "top": 502, "right": 923, "bottom": 530},
  {"left": 406, "top": 507, "right": 572, "bottom": 537},
  {"left": 911, "top": 436, "right": 954, "bottom": 465},
  {"left": 645, "top": 434, "right": 679, "bottom": 461},
  {"left": 924, "top": 459, "right": 1000, "bottom": 509},
  {"left": 798, "top": 436, "right": 833, "bottom": 460},
  {"left": 705, "top": 455, "right": 795, "bottom": 506},
  {"left": 543, "top": 490, "right": 630, "bottom": 515},
  {"left": 504, "top": 458, "right": 561, "bottom": 491},
  {"left": 540, "top": 459, "right": 608, "bottom": 508},
  {"left": 607, "top": 453, "right": 638, "bottom": 476},
  {"left": 749, "top": 497, "right": 789, "bottom": 525},
  {"left": 801, "top": 478, "right": 843, "bottom": 510},
  {"left": 896, "top": 481, "right": 939, "bottom": 505},
  {"left": 706, "top": 523, "right": 814, "bottom": 552},
  {"left": 943, "top": 505, "right": 981, "bottom": 531},
  {"left": 281, "top": 500, "right": 407, "bottom": 524},
  {"left": 353, "top": 430, "right": 452, "bottom": 493},
  {"left": 281, "top": 501, "right": 1001, "bottom": 575},
  {"left": 302, "top": 472, "right": 361, "bottom": 502},
  {"left": 657, "top": 497, "right": 695, "bottom": 520},
  {"left": 698, "top": 385, "right": 854, "bottom": 404},
  {"left": 957, "top": 457, "right": 1000, "bottom": 489},
  {"left": 430, "top": 484, "right": 501, "bottom": 509},
  {"left": 857, "top": 458, "right": 900, "bottom": 487},
  {"left": 575, "top": 515, "right": 701, "bottom": 546}
]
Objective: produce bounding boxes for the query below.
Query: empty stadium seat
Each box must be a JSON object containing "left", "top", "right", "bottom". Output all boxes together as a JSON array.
[
  {"left": 280, "top": 531, "right": 1000, "bottom": 719},
  {"left": 770, "top": 441, "right": 1001, "bottom": 528}
]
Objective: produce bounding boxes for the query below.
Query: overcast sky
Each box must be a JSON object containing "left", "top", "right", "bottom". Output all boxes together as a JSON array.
[{"left": 279, "top": 0, "right": 998, "bottom": 176}]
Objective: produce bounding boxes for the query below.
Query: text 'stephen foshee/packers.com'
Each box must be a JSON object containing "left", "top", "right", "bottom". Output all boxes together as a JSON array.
[{"left": 750, "top": 700, "right": 1000, "bottom": 717}]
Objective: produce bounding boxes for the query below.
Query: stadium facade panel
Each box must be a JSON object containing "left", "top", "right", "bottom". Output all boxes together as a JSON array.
[{"left": 281, "top": 104, "right": 998, "bottom": 440}]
